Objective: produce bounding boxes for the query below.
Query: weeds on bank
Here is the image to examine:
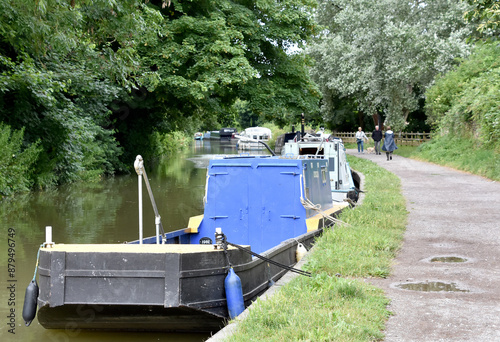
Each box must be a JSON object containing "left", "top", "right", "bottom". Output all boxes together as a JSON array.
[
  {"left": 308, "top": 158, "right": 407, "bottom": 279},
  {"left": 391, "top": 136, "right": 500, "bottom": 181},
  {"left": 392, "top": 145, "right": 417, "bottom": 158},
  {"left": 411, "top": 135, "right": 500, "bottom": 181},
  {"left": 227, "top": 157, "right": 407, "bottom": 342},
  {"left": 350, "top": 134, "right": 500, "bottom": 182}
]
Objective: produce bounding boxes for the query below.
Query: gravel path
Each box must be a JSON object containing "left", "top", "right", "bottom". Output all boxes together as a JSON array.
[{"left": 346, "top": 150, "right": 500, "bottom": 342}]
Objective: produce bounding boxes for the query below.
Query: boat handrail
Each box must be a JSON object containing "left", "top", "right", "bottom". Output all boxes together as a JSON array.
[
  {"left": 204, "top": 171, "right": 210, "bottom": 204},
  {"left": 296, "top": 154, "right": 326, "bottom": 160},
  {"left": 134, "top": 155, "right": 165, "bottom": 244},
  {"left": 315, "top": 137, "right": 325, "bottom": 156}
]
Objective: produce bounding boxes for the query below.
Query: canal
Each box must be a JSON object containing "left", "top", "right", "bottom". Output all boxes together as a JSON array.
[{"left": 0, "top": 140, "right": 267, "bottom": 342}]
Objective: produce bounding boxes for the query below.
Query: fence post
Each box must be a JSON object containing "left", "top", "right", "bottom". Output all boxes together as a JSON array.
[{"left": 332, "top": 131, "right": 431, "bottom": 146}]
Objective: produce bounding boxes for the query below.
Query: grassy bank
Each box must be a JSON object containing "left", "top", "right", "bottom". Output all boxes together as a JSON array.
[
  {"left": 394, "top": 135, "right": 500, "bottom": 181},
  {"left": 225, "top": 157, "right": 408, "bottom": 342},
  {"left": 346, "top": 134, "right": 500, "bottom": 181}
]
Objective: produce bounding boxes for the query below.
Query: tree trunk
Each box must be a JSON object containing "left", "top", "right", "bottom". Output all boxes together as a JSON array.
[
  {"left": 372, "top": 111, "right": 383, "bottom": 130},
  {"left": 399, "top": 108, "right": 410, "bottom": 136},
  {"left": 358, "top": 111, "right": 365, "bottom": 129}
]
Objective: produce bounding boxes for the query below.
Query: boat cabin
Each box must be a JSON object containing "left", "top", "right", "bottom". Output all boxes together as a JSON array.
[
  {"left": 281, "top": 135, "right": 356, "bottom": 202},
  {"left": 187, "top": 156, "right": 334, "bottom": 254}
]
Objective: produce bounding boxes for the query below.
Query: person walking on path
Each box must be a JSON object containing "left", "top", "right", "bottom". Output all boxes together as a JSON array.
[
  {"left": 382, "top": 126, "right": 397, "bottom": 160},
  {"left": 355, "top": 127, "right": 368, "bottom": 153},
  {"left": 372, "top": 125, "right": 383, "bottom": 155}
]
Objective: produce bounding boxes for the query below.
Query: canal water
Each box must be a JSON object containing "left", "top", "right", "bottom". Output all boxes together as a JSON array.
[{"left": 1, "top": 140, "right": 267, "bottom": 342}]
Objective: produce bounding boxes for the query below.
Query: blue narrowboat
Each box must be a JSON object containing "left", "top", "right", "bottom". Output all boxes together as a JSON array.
[{"left": 28, "top": 150, "right": 358, "bottom": 332}]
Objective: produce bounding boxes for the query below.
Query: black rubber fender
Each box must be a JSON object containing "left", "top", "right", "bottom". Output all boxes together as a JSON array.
[{"left": 22, "top": 280, "right": 39, "bottom": 326}]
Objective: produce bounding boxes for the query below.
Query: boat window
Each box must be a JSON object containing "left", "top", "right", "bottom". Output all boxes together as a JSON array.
[
  {"left": 305, "top": 187, "right": 310, "bottom": 199},
  {"left": 322, "top": 168, "right": 327, "bottom": 184},
  {"left": 253, "top": 135, "right": 257, "bottom": 139},
  {"left": 299, "top": 147, "right": 321, "bottom": 155},
  {"left": 328, "top": 158, "right": 335, "bottom": 171}
]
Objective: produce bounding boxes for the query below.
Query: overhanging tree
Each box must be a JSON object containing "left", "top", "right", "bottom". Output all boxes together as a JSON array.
[
  {"left": 137, "top": 0, "right": 321, "bottom": 131},
  {"left": 0, "top": 0, "right": 322, "bottom": 190},
  {"left": 0, "top": 0, "right": 156, "bottom": 185},
  {"left": 310, "top": 0, "right": 472, "bottom": 131}
]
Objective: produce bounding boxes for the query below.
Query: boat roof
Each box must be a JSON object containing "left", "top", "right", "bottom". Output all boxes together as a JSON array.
[{"left": 243, "top": 127, "right": 271, "bottom": 134}]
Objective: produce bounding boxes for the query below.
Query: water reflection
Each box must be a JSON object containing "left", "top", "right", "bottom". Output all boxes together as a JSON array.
[
  {"left": 0, "top": 140, "right": 262, "bottom": 341},
  {"left": 397, "top": 281, "right": 470, "bottom": 293},
  {"left": 430, "top": 256, "right": 467, "bottom": 263}
]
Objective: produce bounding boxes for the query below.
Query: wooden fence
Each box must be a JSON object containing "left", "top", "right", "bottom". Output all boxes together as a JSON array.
[{"left": 334, "top": 132, "right": 431, "bottom": 146}]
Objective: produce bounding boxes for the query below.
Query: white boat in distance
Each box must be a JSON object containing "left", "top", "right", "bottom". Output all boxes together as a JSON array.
[{"left": 237, "top": 127, "right": 272, "bottom": 150}]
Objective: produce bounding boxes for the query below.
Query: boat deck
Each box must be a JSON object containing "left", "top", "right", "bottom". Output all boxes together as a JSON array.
[
  {"left": 42, "top": 243, "right": 239, "bottom": 253},
  {"left": 306, "top": 202, "right": 350, "bottom": 231}
]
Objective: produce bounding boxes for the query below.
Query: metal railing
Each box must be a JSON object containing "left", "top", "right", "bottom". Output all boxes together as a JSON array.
[
  {"left": 333, "top": 132, "right": 431, "bottom": 146},
  {"left": 134, "top": 155, "right": 165, "bottom": 244}
]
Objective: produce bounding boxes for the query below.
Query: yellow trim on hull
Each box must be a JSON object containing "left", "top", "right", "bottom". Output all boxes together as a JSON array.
[
  {"left": 42, "top": 243, "right": 238, "bottom": 253},
  {"left": 185, "top": 214, "right": 203, "bottom": 233},
  {"left": 306, "top": 202, "right": 349, "bottom": 232}
]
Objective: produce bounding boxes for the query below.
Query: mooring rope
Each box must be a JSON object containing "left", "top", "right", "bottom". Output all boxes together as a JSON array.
[
  {"left": 220, "top": 234, "right": 233, "bottom": 268},
  {"left": 300, "top": 197, "right": 350, "bottom": 227},
  {"left": 225, "top": 240, "right": 312, "bottom": 277},
  {"left": 31, "top": 244, "right": 43, "bottom": 282}
]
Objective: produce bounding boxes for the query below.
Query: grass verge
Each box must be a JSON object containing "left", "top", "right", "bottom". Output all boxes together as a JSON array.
[
  {"left": 392, "top": 135, "right": 500, "bottom": 181},
  {"left": 348, "top": 134, "right": 500, "bottom": 182},
  {"left": 225, "top": 157, "right": 408, "bottom": 342}
]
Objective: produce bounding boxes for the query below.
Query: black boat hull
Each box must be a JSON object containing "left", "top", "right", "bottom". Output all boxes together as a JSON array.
[{"left": 36, "top": 230, "right": 322, "bottom": 332}]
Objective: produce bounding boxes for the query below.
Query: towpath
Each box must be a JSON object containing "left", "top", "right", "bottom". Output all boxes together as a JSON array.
[{"left": 346, "top": 150, "right": 500, "bottom": 341}]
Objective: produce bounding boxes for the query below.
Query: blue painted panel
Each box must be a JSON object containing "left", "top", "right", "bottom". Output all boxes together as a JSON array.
[
  {"left": 189, "top": 157, "right": 309, "bottom": 254},
  {"left": 301, "top": 159, "right": 333, "bottom": 217}
]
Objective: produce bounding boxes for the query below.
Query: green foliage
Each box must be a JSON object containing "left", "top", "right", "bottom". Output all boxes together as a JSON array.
[
  {"left": 260, "top": 122, "right": 289, "bottom": 150},
  {"left": 320, "top": 95, "right": 362, "bottom": 131},
  {"left": 0, "top": 57, "right": 126, "bottom": 185},
  {"left": 425, "top": 42, "right": 500, "bottom": 150},
  {"left": 138, "top": 0, "right": 321, "bottom": 129},
  {"left": 0, "top": 0, "right": 321, "bottom": 192},
  {"left": 150, "top": 130, "right": 191, "bottom": 159},
  {"left": 0, "top": 0, "right": 144, "bottom": 187},
  {"left": 242, "top": 52, "right": 321, "bottom": 126},
  {"left": 311, "top": 0, "right": 472, "bottom": 131},
  {"left": 465, "top": 0, "right": 500, "bottom": 39},
  {"left": 234, "top": 99, "right": 261, "bottom": 129},
  {"left": 0, "top": 124, "right": 41, "bottom": 196}
]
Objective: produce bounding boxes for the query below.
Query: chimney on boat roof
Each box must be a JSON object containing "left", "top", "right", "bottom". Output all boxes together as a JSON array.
[{"left": 301, "top": 113, "right": 305, "bottom": 141}]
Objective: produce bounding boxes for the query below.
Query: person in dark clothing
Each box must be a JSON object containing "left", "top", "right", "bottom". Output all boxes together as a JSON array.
[
  {"left": 382, "top": 126, "right": 398, "bottom": 160},
  {"left": 372, "top": 125, "right": 383, "bottom": 155}
]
